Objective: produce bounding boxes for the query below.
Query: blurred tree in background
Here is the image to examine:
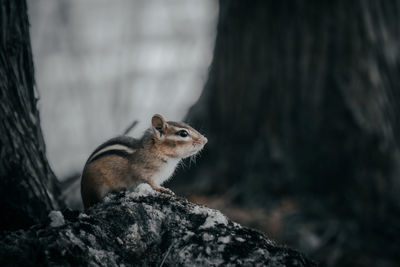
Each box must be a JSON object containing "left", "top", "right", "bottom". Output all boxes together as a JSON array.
[
  {"left": 173, "top": 0, "right": 400, "bottom": 266},
  {"left": 27, "top": 0, "right": 217, "bottom": 179},
  {"left": 2, "top": 0, "right": 400, "bottom": 265},
  {"left": 0, "top": 0, "right": 63, "bottom": 230}
]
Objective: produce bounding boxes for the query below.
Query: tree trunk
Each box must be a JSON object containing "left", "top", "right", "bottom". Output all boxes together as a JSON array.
[
  {"left": 173, "top": 0, "right": 400, "bottom": 264},
  {"left": 0, "top": 0, "right": 63, "bottom": 230},
  {"left": 0, "top": 190, "right": 317, "bottom": 267}
]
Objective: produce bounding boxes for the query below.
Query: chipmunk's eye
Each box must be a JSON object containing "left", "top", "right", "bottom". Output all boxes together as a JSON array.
[{"left": 176, "top": 130, "right": 189, "bottom": 137}]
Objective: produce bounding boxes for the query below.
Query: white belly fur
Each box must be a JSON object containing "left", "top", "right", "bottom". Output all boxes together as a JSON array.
[{"left": 153, "top": 159, "right": 180, "bottom": 185}]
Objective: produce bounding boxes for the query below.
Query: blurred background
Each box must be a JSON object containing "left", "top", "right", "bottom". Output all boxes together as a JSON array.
[
  {"left": 28, "top": 0, "right": 217, "bottom": 179},
  {"left": 28, "top": 1, "right": 400, "bottom": 267}
]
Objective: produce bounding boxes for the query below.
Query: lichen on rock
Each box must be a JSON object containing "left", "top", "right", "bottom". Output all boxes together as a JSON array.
[{"left": 0, "top": 189, "right": 317, "bottom": 266}]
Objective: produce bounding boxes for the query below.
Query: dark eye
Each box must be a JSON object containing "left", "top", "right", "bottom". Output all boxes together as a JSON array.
[{"left": 176, "top": 130, "right": 189, "bottom": 137}]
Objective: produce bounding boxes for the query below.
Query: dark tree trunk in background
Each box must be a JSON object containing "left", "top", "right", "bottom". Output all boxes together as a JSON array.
[
  {"left": 0, "top": 0, "right": 63, "bottom": 230},
  {"left": 173, "top": 0, "right": 400, "bottom": 264}
]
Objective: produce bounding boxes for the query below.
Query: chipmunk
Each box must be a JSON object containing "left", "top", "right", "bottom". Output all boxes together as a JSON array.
[{"left": 81, "top": 114, "right": 207, "bottom": 209}]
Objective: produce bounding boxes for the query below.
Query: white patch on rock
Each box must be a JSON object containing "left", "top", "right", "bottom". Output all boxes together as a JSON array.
[
  {"left": 178, "top": 244, "right": 194, "bottom": 259},
  {"left": 218, "top": 236, "right": 231, "bottom": 244},
  {"left": 127, "top": 224, "right": 140, "bottom": 241},
  {"left": 78, "top": 213, "right": 90, "bottom": 219},
  {"left": 48, "top": 210, "right": 65, "bottom": 227},
  {"left": 233, "top": 222, "right": 241, "bottom": 228},
  {"left": 235, "top": 237, "right": 245, "bottom": 242},
  {"left": 79, "top": 229, "right": 97, "bottom": 247},
  {"left": 116, "top": 237, "right": 124, "bottom": 245},
  {"left": 142, "top": 203, "right": 165, "bottom": 232},
  {"left": 88, "top": 247, "right": 117, "bottom": 265},
  {"left": 183, "top": 231, "right": 195, "bottom": 241},
  {"left": 201, "top": 211, "right": 228, "bottom": 229},
  {"left": 65, "top": 229, "right": 85, "bottom": 248},
  {"left": 202, "top": 233, "right": 214, "bottom": 241},
  {"left": 191, "top": 205, "right": 228, "bottom": 229},
  {"left": 129, "top": 183, "right": 158, "bottom": 198},
  {"left": 191, "top": 205, "right": 209, "bottom": 215},
  {"left": 250, "top": 248, "right": 270, "bottom": 259},
  {"left": 103, "top": 195, "right": 112, "bottom": 203},
  {"left": 88, "top": 233, "right": 97, "bottom": 247}
]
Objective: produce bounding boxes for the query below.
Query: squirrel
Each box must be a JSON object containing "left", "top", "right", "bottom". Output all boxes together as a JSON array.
[{"left": 80, "top": 114, "right": 207, "bottom": 209}]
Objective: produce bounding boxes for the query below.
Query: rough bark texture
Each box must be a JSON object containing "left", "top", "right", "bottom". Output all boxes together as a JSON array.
[
  {"left": 171, "top": 0, "right": 400, "bottom": 266},
  {"left": 0, "top": 0, "right": 63, "bottom": 230},
  {"left": 0, "top": 185, "right": 317, "bottom": 266},
  {"left": 179, "top": 0, "right": 400, "bottom": 207}
]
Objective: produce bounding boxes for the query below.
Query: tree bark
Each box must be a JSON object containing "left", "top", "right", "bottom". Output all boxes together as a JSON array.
[
  {"left": 172, "top": 1, "right": 400, "bottom": 263},
  {"left": 0, "top": 0, "right": 63, "bottom": 230},
  {"left": 0, "top": 189, "right": 317, "bottom": 267}
]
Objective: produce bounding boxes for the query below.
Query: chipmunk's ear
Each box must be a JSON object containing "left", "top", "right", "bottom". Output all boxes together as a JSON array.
[{"left": 152, "top": 114, "right": 167, "bottom": 139}]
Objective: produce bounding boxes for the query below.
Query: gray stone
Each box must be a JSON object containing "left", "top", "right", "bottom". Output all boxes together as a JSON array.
[{"left": 0, "top": 190, "right": 317, "bottom": 266}]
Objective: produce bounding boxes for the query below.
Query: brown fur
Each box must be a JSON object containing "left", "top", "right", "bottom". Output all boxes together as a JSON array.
[{"left": 81, "top": 114, "right": 207, "bottom": 209}]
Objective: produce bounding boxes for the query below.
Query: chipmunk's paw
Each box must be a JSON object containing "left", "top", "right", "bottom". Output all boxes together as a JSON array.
[{"left": 159, "top": 187, "right": 175, "bottom": 195}]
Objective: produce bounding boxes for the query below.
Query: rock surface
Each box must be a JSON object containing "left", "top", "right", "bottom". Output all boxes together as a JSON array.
[{"left": 0, "top": 184, "right": 317, "bottom": 266}]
